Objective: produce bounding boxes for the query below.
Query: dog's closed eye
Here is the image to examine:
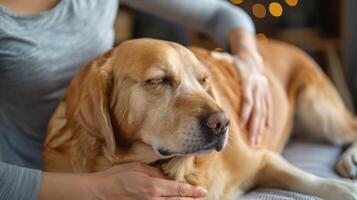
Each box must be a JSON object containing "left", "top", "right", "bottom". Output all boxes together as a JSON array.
[{"left": 146, "top": 77, "right": 173, "bottom": 86}]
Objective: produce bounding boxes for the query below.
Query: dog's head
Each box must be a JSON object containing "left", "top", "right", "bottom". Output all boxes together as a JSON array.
[{"left": 77, "top": 39, "right": 230, "bottom": 162}]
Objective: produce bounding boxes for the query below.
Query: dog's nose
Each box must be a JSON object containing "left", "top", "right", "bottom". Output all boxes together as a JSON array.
[{"left": 206, "top": 112, "right": 230, "bottom": 134}]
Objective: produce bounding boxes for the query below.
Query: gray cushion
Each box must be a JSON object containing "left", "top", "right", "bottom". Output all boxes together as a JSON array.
[{"left": 238, "top": 139, "right": 355, "bottom": 200}]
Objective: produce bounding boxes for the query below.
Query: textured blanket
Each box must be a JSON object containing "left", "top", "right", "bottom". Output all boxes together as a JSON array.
[{"left": 239, "top": 139, "right": 355, "bottom": 200}]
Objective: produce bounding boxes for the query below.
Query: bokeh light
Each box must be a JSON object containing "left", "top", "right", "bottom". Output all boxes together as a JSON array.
[
  {"left": 256, "top": 33, "right": 268, "bottom": 42},
  {"left": 269, "top": 2, "right": 283, "bottom": 17},
  {"left": 285, "top": 0, "right": 298, "bottom": 6},
  {"left": 252, "top": 3, "right": 266, "bottom": 19},
  {"left": 230, "top": 0, "right": 243, "bottom": 5}
]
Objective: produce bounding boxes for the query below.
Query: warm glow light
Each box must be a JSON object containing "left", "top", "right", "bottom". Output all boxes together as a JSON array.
[
  {"left": 285, "top": 0, "right": 298, "bottom": 6},
  {"left": 214, "top": 48, "right": 223, "bottom": 52},
  {"left": 256, "top": 33, "right": 268, "bottom": 42},
  {"left": 252, "top": 3, "right": 266, "bottom": 19},
  {"left": 269, "top": 2, "right": 283, "bottom": 17},
  {"left": 230, "top": 0, "right": 243, "bottom": 5}
]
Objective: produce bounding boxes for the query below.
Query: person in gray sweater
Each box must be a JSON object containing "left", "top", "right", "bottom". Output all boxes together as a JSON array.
[{"left": 0, "top": 0, "right": 272, "bottom": 199}]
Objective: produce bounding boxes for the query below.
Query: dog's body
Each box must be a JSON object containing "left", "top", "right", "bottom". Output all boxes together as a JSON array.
[{"left": 43, "top": 39, "right": 357, "bottom": 200}]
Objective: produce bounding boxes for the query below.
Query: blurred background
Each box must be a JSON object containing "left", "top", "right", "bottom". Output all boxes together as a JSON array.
[{"left": 114, "top": 0, "right": 357, "bottom": 112}]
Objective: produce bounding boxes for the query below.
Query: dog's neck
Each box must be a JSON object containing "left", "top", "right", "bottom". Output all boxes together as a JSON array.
[
  {"left": 155, "top": 153, "right": 217, "bottom": 186},
  {"left": 157, "top": 156, "right": 199, "bottom": 184}
]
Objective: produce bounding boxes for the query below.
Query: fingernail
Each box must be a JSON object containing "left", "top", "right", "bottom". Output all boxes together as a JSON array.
[
  {"left": 256, "top": 137, "right": 261, "bottom": 145},
  {"left": 252, "top": 137, "right": 258, "bottom": 146},
  {"left": 250, "top": 137, "right": 255, "bottom": 145},
  {"left": 197, "top": 187, "right": 208, "bottom": 196}
]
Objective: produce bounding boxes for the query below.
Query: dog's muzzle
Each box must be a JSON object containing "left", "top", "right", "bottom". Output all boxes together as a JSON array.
[{"left": 157, "top": 111, "right": 230, "bottom": 157}]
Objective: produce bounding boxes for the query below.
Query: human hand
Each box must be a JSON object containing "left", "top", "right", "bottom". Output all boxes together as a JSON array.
[
  {"left": 232, "top": 51, "right": 272, "bottom": 145},
  {"left": 210, "top": 50, "right": 272, "bottom": 146},
  {"left": 87, "top": 162, "right": 207, "bottom": 200},
  {"left": 227, "top": 28, "right": 273, "bottom": 146},
  {"left": 39, "top": 162, "right": 207, "bottom": 200}
]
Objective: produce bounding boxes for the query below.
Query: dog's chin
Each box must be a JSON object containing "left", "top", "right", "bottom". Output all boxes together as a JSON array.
[
  {"left": 156, "top": 141, "right": 225, "bottom": 158},
  {"left": 157, "top": 146, "right": 215, "bottom": 158}
]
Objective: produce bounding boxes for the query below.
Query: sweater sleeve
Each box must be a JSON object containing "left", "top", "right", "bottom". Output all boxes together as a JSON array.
[
  {"left": 121, "top": 0, "right": 255, "bottom": 49},
  {"left": 0, "top": 162, "right": 42, "bottom": 200}
]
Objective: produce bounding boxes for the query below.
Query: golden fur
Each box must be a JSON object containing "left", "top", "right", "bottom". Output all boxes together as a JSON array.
[{"left": 43, "top": 38, "right": 357, "bottom": 200}]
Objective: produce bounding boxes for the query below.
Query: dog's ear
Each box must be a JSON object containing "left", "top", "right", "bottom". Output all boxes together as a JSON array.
[{"left": 75, "top": 52, "right": 117, "bottom": 159}]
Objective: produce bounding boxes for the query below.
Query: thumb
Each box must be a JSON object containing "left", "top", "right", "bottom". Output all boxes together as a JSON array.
[{"left": 155, "top": 179, "right": 207, "bottom": 198}]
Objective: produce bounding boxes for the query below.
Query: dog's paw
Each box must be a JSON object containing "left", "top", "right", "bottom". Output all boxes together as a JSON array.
[
  {"left": 322, "top": 179, "right": 357, "bottom": 200},
  {"left": 336, "top": 146, "right": 357, "bottom": 179},
  {"left": 334, "top": 181, "right": 357, "bottom": 200}
]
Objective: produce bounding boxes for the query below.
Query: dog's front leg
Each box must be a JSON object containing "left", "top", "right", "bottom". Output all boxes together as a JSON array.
[
  {"left": 336, "top": 140, "right": 357, "bottom": 179},
  {"left": 256, "top": 151, "right": 357, "bottom": 200}
]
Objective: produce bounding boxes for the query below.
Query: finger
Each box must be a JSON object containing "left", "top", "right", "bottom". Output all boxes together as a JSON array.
[
  {"left": 248, "top": 87, "right": 263, "bottom": 145},
  {"left": 265, "top": 84, "right": 273, "bottom": 127},
  {"left": 110, "top": 162, "right": 166, "bottom": 178},
  {"left": 258, "top": 94, "right": 267, "bottom": 144},
  {"left": 248, "top": 109, "right": 261, "bottom": 146},
  {"left": 161, "top": 198, "right": 203, "bottom": 200},
  {"left": 240, "top": 82, "right": 254, "bottom": 128},
  {"left": 258, "top": 81, "right": 271, "bottom": 144},
  {"left": 155, "top": 179, "right": 207, "bottom": 198},
  {"left": 261, "top": 90, "right": 268, "bottom": 130}
]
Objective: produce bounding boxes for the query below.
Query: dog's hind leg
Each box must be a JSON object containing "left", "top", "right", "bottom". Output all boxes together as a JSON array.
[
  {"left": 256, "top": 151, "right": 357, "bottom": 200},
  {"left": 289, "top": 56, "right": 357, "bottom": 178},
  {"left": 290, "top": 64, "right": 356, "bottom": 143}
]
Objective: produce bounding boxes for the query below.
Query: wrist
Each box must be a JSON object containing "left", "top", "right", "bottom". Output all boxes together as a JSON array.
[
  {"left": 232, "top": 52, "right": 263, "bottom": 73},
  {"left": 82, "top": 172, "right": 105, "bottom": 200},
  {"left": 228, "top": 28, "right": 263, "bottom": 72},
  {"left": 228, "top": 28, "right": 258, "bottom": 55},
  {"left": 38, "top": 172, "right": 95, "bottom": 200}
]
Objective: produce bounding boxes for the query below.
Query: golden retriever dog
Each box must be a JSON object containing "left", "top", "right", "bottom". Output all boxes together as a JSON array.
[{"left": 43, "top": 38, "right": 357, "bottom": 200}]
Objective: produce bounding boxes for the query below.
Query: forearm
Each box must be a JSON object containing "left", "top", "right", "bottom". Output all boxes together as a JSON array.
[
  {"left": 0, "top": 156, "right": 90, "bottom": 200},
  {"left": 122, "top": 0, "right": 255, "bottom": 49},
  {"left": 229, "top": 28, "right": 258, "bottom": 55},
  {"left": 0, "top": 162, "right": 41, "bottom": 200},
  {"left": 227, "top": 28, "right": 271, "bottom": 144}
]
